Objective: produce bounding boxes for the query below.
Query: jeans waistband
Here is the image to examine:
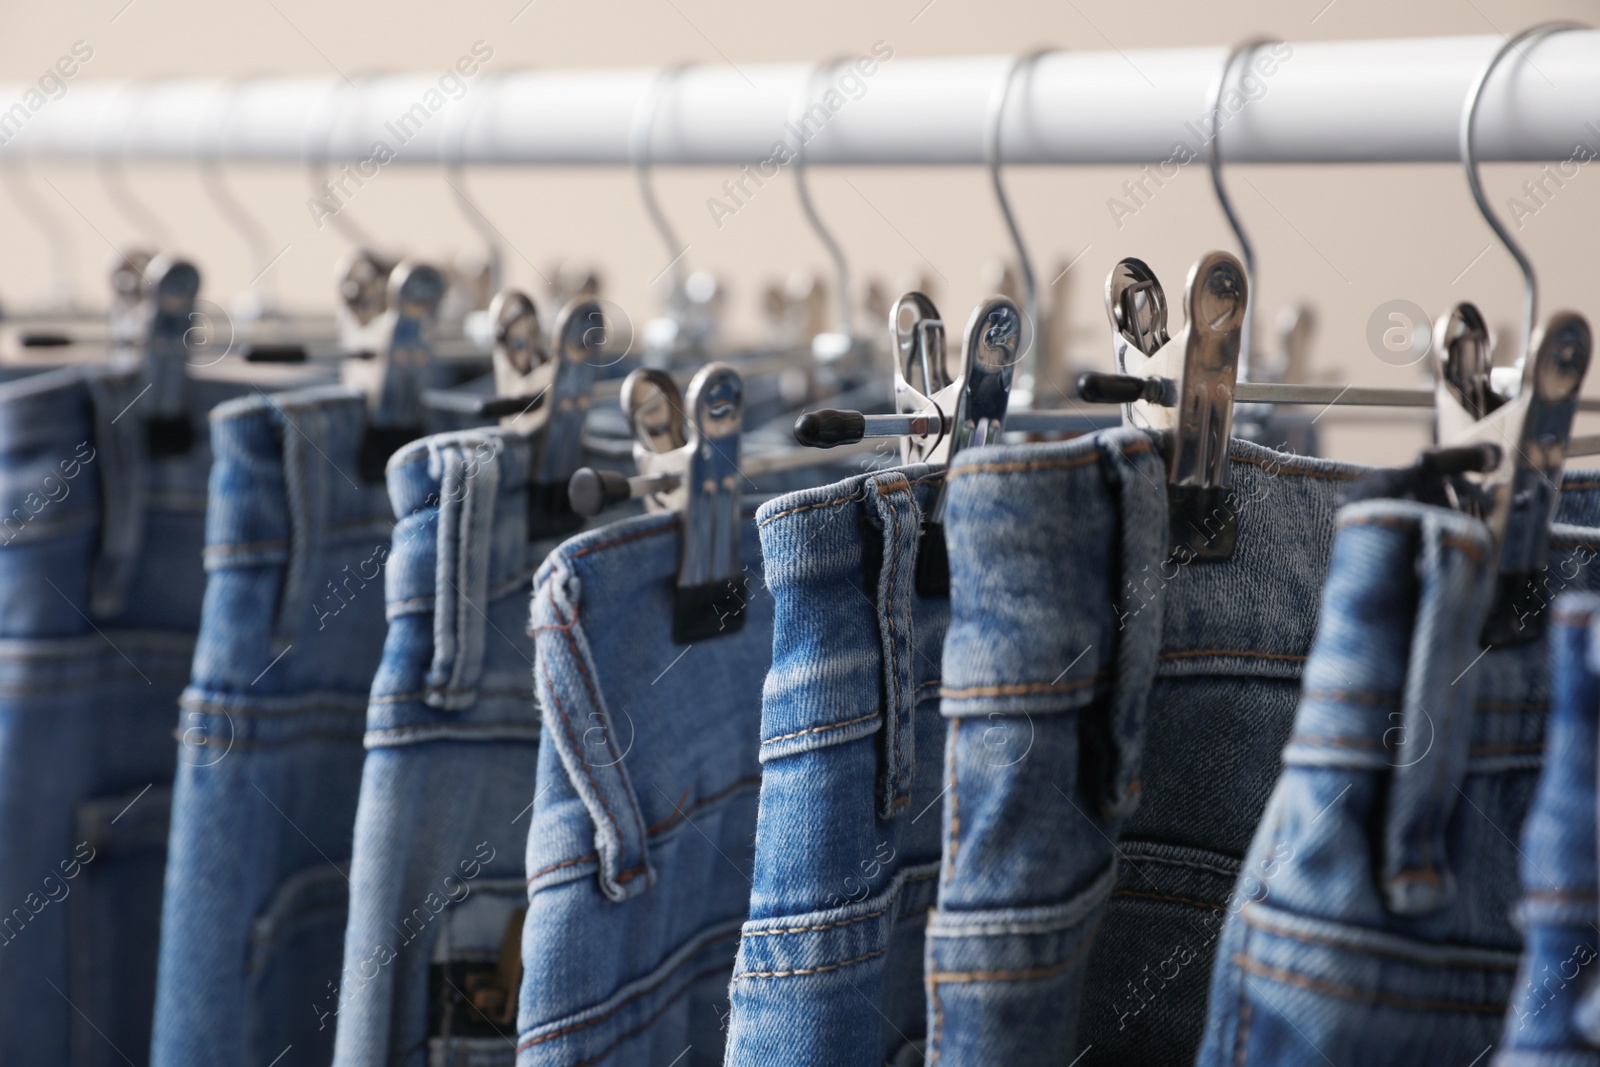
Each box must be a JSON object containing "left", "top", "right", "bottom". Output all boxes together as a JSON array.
[
  {"left": 755, "top": 463, "right": 947, "bottom": 817},
  {"left": 205, "top": 386, "right": 393, "bottom": 652}
]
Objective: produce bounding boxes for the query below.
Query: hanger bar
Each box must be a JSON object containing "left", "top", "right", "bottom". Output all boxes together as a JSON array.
[{"left": 6, "top": 36, "right": 1600, "bottom": 165}]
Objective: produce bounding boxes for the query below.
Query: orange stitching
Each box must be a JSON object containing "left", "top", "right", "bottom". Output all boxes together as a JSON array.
[
  {"left": 1237, "top": 907, "right": 1513, "bottom": 971},
  {"left": 757, "top": 490, "right": 867, "bottom": 528},
  {"left": 947, "top": 452, "right": 1110, "bottom": 480},
  {"left": 644, "top": 774, "right": 762, "bottom": 834},
  {"left": 527, "top": 852, "right": 592, "bottom": 882},
  {"left": 568, "top": 522, "right": 676, "bottom": 559},
  {"left": 733, "top": 945, "right": 889, "bottom": 981},
  {"left": 1232, "top": 955, "right": 1507, "bottom": 1013},
  {"left": 1231, "top": 452, "right": 1359, "bottom": 481},
  {"left": 762, "top": 712, "right": 879, "bottom": 746},
  {"left": 741, "top": 902, "right": 894, "bottom": 939},
  {"left": 1233, "top": 971, "right": 1251, "bottom": 1067},
  {"left": 940, "top": 673, "right": 1105, "bottom": 700},
  {"left": 1113, "top": 888, "right": 1226, "bottom": 913},
  {"left": 516, "top": 952, "right": 739, "bottom": 1056},
  {"left": 925, "top": 915, "right": 1103, "bottom": 984}
]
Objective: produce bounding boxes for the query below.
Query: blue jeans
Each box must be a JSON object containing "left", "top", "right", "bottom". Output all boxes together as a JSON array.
[
  {"left": 150, "top": 386, "right": 394, "bottom": 1067},
  {"left": 332, "top": 427, "right": 546, "bottom": 1067},
  {"left": 930, "top": 430, "right": 1600, "bottom": 1066},
  {"left": 723, "top": 465, "right": 946, "bottom": 1067},
  {"left": 515, "top": 509, "right": 772, "bottom": 1067},
  {"left": 0, "top": 364, "right": 264, "bottom": 1066},
  {"left": 1492, "top": 592, "right": 1600, "bottom": 1067},
  {"left": 1194, "top": 497, "right": 1599, "bottom": 1065}
]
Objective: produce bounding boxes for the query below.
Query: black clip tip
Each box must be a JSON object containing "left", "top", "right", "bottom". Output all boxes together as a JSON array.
[
  {"left": 1077, "top": 371, "right": 1163, "bottom": 406},
  {"left": 794, "top": 409, "right": 866, "bottom": 448},
  {"left": 567, "top": 467, "right": 632, "bottom": 518}
]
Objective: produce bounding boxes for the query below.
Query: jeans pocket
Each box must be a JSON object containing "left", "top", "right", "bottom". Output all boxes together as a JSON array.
[
  {"left": 244, "top": 862, "right": 349, "bottom": 1067},
  {"left": 71, "top": 783, "right": 171, "bottom": 1067},
  {"left": 1211, "top": 899, "right": 1518, "bottom": 1066},
  {"left": 428, "top": 882, "right": 525, "bottom": 1065}
]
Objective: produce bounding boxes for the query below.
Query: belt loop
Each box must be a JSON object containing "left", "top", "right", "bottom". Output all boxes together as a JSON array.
[
  {"left": 84, "top": 368, "right": 148, "bottom": 619},
  {"left": 1095, "top": 429, "right": 1169, "bottom": 819},
  {"left": 273, "top": 400, "right": 330, "bottom": 652},
  {"left": 867, "top": 470, "right": 922, "bottom": 819},
  {"left": 532, "top": 552, "right": 654, "bottom": 901},
  {"left": 1380, "top": 509, "right": 1496, "bottom": 915},
  {"left": 426, "top": 433, "right": 502, "bottom": 710}
]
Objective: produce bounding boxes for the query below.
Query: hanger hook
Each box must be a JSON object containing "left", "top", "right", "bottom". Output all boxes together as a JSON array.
[
  {"left": 444, "top": 69, "right": 517, "bottom": 297},
  {"left": 790, "top": 57, "right": 854, "bottom": 342},
  {"left": 1206, "top": 38, "right": 1276, "bottom": 382},
  {"left": 2, "top": 160, "right": 80, "bottom": 311},
  {"left": 631, "top": 63, "right": 694, "bottom": 298},
  {"left": 1460, "top": 22, "right": 1587, "bottom": 374},
  {"left": 986, "top": 47, "right": 1053, "bottom": 391},
  {"left": 304, "top": 74, "right": 388, "bottom": 254},
  {"left": 203, "top": 76, "right": 279, "bottom": 314},
  {"left": 97, "top": 81, "right": 173, "bottom": 252}
]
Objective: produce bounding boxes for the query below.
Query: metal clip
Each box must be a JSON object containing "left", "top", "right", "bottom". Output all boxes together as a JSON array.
[
  {"left": 346, "top": 260, "right": 444, "bottom": 481},
  {"left": 566, "top": 362, "right": 746, "bottom": 641},
  {"left": 140, "top": 255, "right": 202, "bottom": 456},
  {"left": 334, "top": 248, "right": 397, "bottom": 356},
  {"left": 1430, "top": 304, "right": 1590, "bottom": 645},
  {"left": 526, "top": 298, "right": 604, "bottom": 540},
  {"left": 1080, "top": 251, "right": 1247, "bottom": 560}
]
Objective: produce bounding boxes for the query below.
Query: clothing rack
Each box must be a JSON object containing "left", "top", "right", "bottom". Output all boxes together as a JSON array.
[{"left": 3, "top": 33, "right": 1599, "bottom": 166}]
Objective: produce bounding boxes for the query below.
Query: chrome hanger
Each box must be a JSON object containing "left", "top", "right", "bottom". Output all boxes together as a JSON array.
[
  {"left": 633, "top": 63, "right": 706, "bottom": 363},
  {"left": 789, "top": 57, "right": 858, "bottom": 366},
  {"left": 202, "top": 77, "right": 282, "bottom": 325},
  {"left": 138, "top": 254, "right": 204, "bottom": 456},
  {"left": 986, "top": 47, "right": 1054, "bottom": 405},
  {"left": 97, "top": 83, "right": 173, "bottom": 257},
  {"left": 1206, "top": 38, "right": 1276, "bottom": 383},
  {"left": 1418, "top": 22, "right": 1592, "bottom": 646},
  {"left": 304, "top": 74, "right": 391, "bottom": 256},
  {"left": 442, "top": 70, "right": 515, "bottom": 339}
]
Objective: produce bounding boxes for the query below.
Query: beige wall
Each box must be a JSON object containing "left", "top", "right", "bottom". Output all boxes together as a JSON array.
[{"left": 0, "top": 0, "right": 1596, "bottom": 463}]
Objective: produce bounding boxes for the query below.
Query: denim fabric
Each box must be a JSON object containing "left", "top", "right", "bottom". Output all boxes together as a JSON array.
[
  {"left": 723, "top": 465, "right": 947, "bottom": 1067},
  {"left": 515, "top": 508, "right": 772, "bottom": 1067},
  {"left": 1491, "top": 593, "right": 1600, "bottom": 1067},
  {"left": 150, "top": 386, "right": 394, "bottom": 1067},
  {"left": 929, "top": 429, "right": 1600, "bottom": 1066},
  {"left": 1193, "top": 499, "right": 1600, "bottom": 1066},
  {"left": 332, "top": 427, "right": 545, "bottom": 1067},
  {"left": 0, "top": 363, "right": 274, "bottom": 1066}
]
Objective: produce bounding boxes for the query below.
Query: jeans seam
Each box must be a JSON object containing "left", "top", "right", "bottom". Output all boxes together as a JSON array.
[
  {"left": 731, "top": 945, "right": 888, "bottom": 981},
  {"left": 567, "top": 522, "right": 675, "bottom": 559},
  {"left": 1239, "top": 905, "right": 1516, "bottom": 969},
  {"left": 515, "top": 931, "right": 741, "bottom": 1051},
  {"left": 945, "top": 717, "right": 960, "bottom": 884},
  {"left": 1113, "top": 888, "right": 1225, "bottom": 912},
  {"left": 1231, "top": 954, "right": 1507, "bottom": 1012},
  {"left": 761, "top": 711, "right": 879, "bottom": 747},
  {"left": 881, "top": 478, "right": 907, "bottom": 807}
]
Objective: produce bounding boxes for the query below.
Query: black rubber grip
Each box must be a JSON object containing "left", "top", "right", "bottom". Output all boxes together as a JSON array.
[
  {"left": 568, "top": 467, "right": 632, "bottom": 518},
  {"left": 1076, "top": 371, "right": 1150, "bottom": 404},
  {"left": 794, "top": 409, "right": 866, "bottom": 448}
]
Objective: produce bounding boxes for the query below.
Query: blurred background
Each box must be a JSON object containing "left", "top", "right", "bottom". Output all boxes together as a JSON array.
[{"left": 0, "top": 0, "right": 1595, "bottom": 464}]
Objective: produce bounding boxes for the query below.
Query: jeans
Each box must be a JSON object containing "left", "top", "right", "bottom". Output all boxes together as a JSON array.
[
  {"left": 515, "top": 508, "right": 772, "bottom": 1067},
  {"left": 723, "top": 465, "right": 947, "bottom": 1067},
  {"left": 1194, "top": 498, "right": 1600, "bottom": 1065},
  {"left": 332, "top": 427, "right": 546, "bottom": 1067},
  {"left": 0, "top": 364, "right": 269, "bottom": 1066},
  {"left": 1491, "top": 592, "right": 1600, "bottom": 1067},
  {"left": 150, "top": 386, "right": 394, "bottom": 1067},
  {"left": 930, "top": 428, "right": 1600, "bottom": 1066}
]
